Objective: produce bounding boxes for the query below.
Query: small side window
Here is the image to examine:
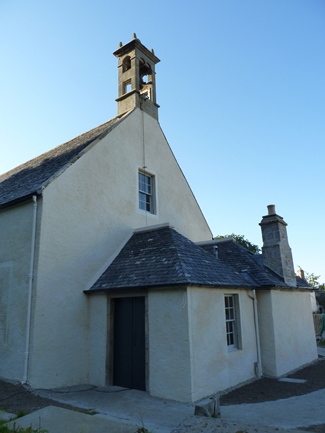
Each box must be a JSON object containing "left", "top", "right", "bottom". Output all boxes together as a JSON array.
[
  {"left": 225, "top": 294, "right": 240, "bottom": 350},
  {"left": 139, "top": 171, "right": 155, "bottom": 214}
]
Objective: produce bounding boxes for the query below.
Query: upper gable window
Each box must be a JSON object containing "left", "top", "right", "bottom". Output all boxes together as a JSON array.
[{"left": 139, "top": 171, "right": 155, "bottom": 213}]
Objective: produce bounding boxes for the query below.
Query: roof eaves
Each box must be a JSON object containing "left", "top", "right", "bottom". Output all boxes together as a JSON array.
[
  {"left": 0, "top": 190, "right": 42, "bottom": 210},
  {"left": 84, "top": 282, "right": 188, "bottom": 294},
  {"left": 84, "top": 280, "right": 256, "bottom": 294}
]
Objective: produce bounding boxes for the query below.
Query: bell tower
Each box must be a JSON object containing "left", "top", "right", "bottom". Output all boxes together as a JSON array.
[{"left": 113, "top": 34, "right": 160, "bottom": 120}]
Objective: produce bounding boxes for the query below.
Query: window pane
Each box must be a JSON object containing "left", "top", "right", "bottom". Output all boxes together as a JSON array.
[
  {"left": 139, "top": 172, "right": 154, "bottom": 213},
  {"left": 146, "top": 194, "right": 151, "bottom": 211},
  {"left": 139, "top": 192, "right": 146, "bottom": 210},
  {"left": 225, "top": 295, "right": 238, "bottom": 349}
]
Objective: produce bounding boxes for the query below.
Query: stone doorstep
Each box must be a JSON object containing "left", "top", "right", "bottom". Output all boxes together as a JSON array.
[
  {"left": 278, "top": 378, "right": 307, "bottom": 384},
  {"left": 194, "top": 397, "right": 220, "bottom": 418},
  {"left": 0, "top": 410, "right": 16, "bottom": 422}
]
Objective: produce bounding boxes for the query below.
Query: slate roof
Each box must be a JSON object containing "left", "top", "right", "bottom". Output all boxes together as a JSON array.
[
  {"left": 215, "top": 238, "right": 310, "bottom": 289},
  {"left": 215, "top": 239, "right": 287, "bottom": 287},
  {"left": 0, "top": 115, "right": 123, "bottom": 208},
  {"left": 296, "top": 275, "right": 310, "bottom": 288},
  {"left": 88, "top": 226, "right": 252, "bottom": 292},
  {"left": 88, "top": 228, "right": 310, "bottom": 292}
]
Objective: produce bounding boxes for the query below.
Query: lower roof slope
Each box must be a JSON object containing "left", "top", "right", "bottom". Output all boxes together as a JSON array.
[
  {"left": 89, "top": 227, "right": 310, "bottom": 293},
  {"left": 0, "top": 115, "right": 123, "bottom": 208},
  {"left": 89, "top": 226, "right": 256, "bottom": 292},
  {"left": 215, "top": 238, "right": 309, "bottom": 289}
]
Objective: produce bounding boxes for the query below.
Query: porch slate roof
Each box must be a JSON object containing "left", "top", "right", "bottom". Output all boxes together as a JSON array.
[
  {"left": 0, "top": 115, "right": 123, "bottom": 208},
  {"left": 89, "top": 228, "right": 310, "bottom": 292},
  {"left": 88, "top": 226, "right": 253, "bottom": 292}
]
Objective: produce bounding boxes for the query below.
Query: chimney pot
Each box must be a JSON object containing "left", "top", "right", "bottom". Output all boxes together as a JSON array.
[
  {"left": 297, "top": 268, "right": 305, "bottom": 279},
  {"left": 268, "top": 204, "right": 276, "bottom": 215}
]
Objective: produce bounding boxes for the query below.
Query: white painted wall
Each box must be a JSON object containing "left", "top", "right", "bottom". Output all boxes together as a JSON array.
[
  {"left": 256, "top": 291, "right": 276, "bottom": 375},
  {"left": 88, "top": 293, "right": 108, "bottom": 385},
  {"left": 0, "top": 201, "right": 35, "bottom": 381},
  {"left": 257, "top": 289, "right": 318, "bottom": 377},
  {"left": 187, "top": 287, "right": 257, "bottom": 401},
  {"left": 148, "top": 289, "right": 192, "bottom": 402},
  {"left": 27, "top": 108, "right": 212, "bottom": 388},
  {"left": 310, "top": 291, "right": 318, "bottom": 312}
]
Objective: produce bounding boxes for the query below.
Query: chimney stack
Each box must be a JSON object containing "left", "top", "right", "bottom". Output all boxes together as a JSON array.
[
  {"left": 259, "top": 205, "right": 296, "bottom": 286},
  {"left": 297, "top": 267, "right": 305, "bottom": 280}
]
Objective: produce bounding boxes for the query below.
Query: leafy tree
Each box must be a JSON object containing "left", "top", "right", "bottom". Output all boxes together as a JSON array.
[
  {"left": 305, "top": 271, "right": 321, "bottom": 289},
  {"left": 214, "top": 234, "right": 260, "bottom": 254},
  {"left": 304, "top": 271, "right": 325, "bottom": 311}
]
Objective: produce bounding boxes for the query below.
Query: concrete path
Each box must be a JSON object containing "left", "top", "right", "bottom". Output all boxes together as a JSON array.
[
  {"left": 221, "top": 388, "right": 325, "bottom": 430},
  {"left": 5, "top": 407, "right": 310, "bottom": 433},
  {"left": 4, "top": 348, "right": 325, "bottom": 433},
  {"left": 30, "top": 383, "right": 324, "bottom": 433},
  {"left": 34, "top": 386, "right": 194, "bottom": 433},
  {"left": 5, "top": 406, "right": 137, "bottom": 433},
  {"left": 0, "top": 409, "right": 16, "bottom": 422}
]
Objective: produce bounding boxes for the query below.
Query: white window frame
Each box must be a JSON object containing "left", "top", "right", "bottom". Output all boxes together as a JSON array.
[
  {"left": 225, "top": 294, "right": 240, "bottom": 350},
  {"left": 138, "top": 171, "right": 155, "bottom": 214}
]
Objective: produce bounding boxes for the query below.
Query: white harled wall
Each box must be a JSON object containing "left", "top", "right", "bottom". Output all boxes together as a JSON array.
[
  {"left": 0, "top": 201, "right": 36, "bottom": 381},
  {"left": 28, "top": 108, "right": 212, "bottom": 388},
  {"left": 147, "top": 287, "right": 259, "bottom": 402},
  {"left": 187, "top": 287, "right": 257, "bottom": 401},
  {"left": 257, "top": 289, "right": 318, "bottom": 377},
  {"left": 148, "top": 289, "right": 192, "bottom": 402}
]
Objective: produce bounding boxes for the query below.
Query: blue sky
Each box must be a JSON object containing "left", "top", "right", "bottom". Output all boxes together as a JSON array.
[{"left": 1, "top": 0, "right": 324, "bottom": 281}]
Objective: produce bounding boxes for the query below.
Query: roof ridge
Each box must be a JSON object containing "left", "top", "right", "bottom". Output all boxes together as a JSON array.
[{"left": 169, "top": 228, "right": 194, "bottom": 281}]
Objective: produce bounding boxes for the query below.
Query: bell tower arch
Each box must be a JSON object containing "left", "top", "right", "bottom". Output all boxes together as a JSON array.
[{"left": 113, "top": 34, "right": 160, "bottom": 120}]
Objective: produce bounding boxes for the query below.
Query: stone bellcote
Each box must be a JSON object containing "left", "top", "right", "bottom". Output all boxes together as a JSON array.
[
  {"left": 113, "top": 34, "right": 160, "bottom": 120},
  {"left": 259, "top": 205, "right": 296, "bottom": 286}
]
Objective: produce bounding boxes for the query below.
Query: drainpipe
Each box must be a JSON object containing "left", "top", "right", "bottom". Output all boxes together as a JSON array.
[
  {"left": 22, "top": 195, "right": 37, "bottom": 384},
  {"left": 251, "top": 289, "right": 262, "bottom": 378}
]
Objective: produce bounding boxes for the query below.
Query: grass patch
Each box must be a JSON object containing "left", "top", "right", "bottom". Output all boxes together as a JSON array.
[
  {"left": 0, "top": 422, "right": 47, "bottom": 433},
  {"left": 15, "top": 411, "right": 27, "bottom": 420},
  {"left": 84, "top": 409, "right": 98, "bottom": 415}
]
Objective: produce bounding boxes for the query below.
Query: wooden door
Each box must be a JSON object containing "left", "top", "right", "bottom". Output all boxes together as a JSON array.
[{"left": 113, "top": 297, "right": 145, "bottom": 390}]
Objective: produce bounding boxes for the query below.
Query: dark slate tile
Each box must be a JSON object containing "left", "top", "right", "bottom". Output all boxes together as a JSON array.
[
  {"left": 88, "top": 227, "right": 252, "bottom": 292},
  {"left": 0, "top": 116, "right": 122, "bottom": 207}
]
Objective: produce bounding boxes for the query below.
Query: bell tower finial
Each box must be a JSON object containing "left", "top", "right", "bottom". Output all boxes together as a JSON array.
[{"left": 113, "top": 36, "right": 160, "bottom": 120}]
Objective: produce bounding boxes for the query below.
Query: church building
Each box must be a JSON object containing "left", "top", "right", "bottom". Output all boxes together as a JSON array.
[{"left": 0, "top": 35, "right": 317, "bottom": 402}]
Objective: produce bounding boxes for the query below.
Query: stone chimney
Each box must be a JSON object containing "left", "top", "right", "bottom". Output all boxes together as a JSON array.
[
  {"left": 297, "top": 267, "right": 305, "bottom": 279},
  {"left": 259, "top": 205, "right": 296, "bottom": 286}
]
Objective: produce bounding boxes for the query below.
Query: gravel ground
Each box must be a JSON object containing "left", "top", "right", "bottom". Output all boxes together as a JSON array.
[
  {"left": 0, "top": 379, "right": 88, "bottom": 415},
  {"left": 220, "top": 356, "right": 325, "bottom": 405}
]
